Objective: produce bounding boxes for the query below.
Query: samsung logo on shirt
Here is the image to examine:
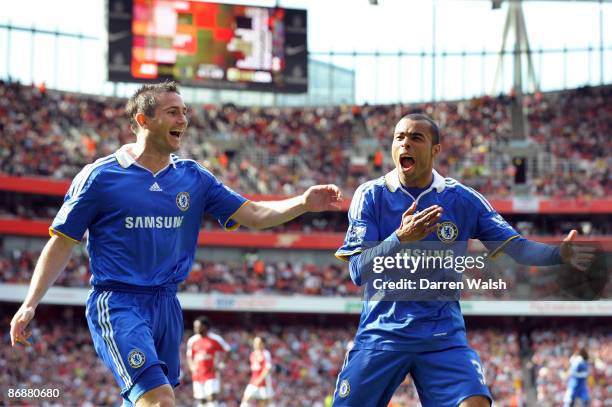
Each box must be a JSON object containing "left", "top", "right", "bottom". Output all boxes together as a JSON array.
[{"left": 125, "top": 216, "right": 184, "bottom": 229}]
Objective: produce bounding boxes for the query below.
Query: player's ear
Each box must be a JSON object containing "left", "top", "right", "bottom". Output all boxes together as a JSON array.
[
  {"left": 431, "top": 143, "right": 441, "bottom": 158},
  {"left": 135, "top": 112, "right": 147, "bottom": 129}
]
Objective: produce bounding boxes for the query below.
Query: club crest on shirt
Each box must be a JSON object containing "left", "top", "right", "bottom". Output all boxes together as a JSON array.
[
  {"left": 437, "top": 221, "right": 458, "bottom": 243},
  {"left": 338, "top": 379, "right": 350, "bottom": 398},
  {"left": 176, "top": 192, "right": 190, "bottom": 211},
  {"left": 128, "top": 349, "right": 146, "bottom": 369}
]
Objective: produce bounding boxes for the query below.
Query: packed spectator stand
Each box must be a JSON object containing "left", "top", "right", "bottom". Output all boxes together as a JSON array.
[
  {"left": 530, "top": 329, "right": 611, "bottom": 407},
  {"left": 1, "top": 310, "right": 535, "bottom": 407},
  {"left": 1, "top": 80, "right": 610, "bottom": 406},
  {"left": 12, "top": 247, "right": 609, "bottom": 300},
  {"left": 1, "top": 80, "right": 610, "bottom": 198}
]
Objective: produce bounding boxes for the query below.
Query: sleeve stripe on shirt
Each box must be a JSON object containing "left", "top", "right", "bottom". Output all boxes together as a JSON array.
[
  {"left": 490, "top": 235, "right": 520, "bottom": 258},
  {"left": 446, "top": 180, "right": 494, "bottom": 212},
  {"left": 72, "top": 156, "right": 115, "bottom": 197},
  {"left": 264, "top": 350, "right": 272, "bottom": 366},
  {"left": 208, "top": 332, "right": 231, "bottom": 351},
  {"left": 177, "top": 158, "right": 214, "bottom": 177},
  {"left": 350, "top": 185, "right": 367, "bottom": 220},
  {"left": 186, "top": 336, "right": 195, "bottom": 357},
  {"left": 71, "top": 164, "right": 91, "bottom": 196},
  {"left": 223, "top": 200, "right": 251, "bottom": 231},
  {"left": 48, "top": 227, "right": 80, "bottom": 244},
  {"left": 335, "top": 249, "right": 363, "bottom": 262},
  {"left": 466, "top": 185, "right": 495, "bottom": 212}
]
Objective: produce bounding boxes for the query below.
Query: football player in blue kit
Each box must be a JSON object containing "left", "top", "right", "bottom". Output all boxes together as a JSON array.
[
  {"left": 333, "top": 114, "right": 594, "bottom": 406},
  {"left": 564, "top": 347, "right": 590, "bottom": 407},
  {"left": 10, "top": 81, "right": 342, "bottom": 407}
]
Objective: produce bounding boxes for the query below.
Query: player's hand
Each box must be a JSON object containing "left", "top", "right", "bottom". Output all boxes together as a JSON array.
[
  {"left": 559, "top": 229, "right": 597, "bottom": 272},
  {"left": 395, "top": 203, "right": 443, "bottom": 243},
  {"left": 10, "top": 304, "right": 35, "bottom": 347},
  {"left": 302, "top": 184, "right": 343, "bottom": 212}
]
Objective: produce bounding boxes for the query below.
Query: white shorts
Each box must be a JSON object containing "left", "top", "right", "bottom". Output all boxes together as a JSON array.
[
  {"left": 243, "top": 380, "right": 273, "bottom": 400},
  {"left": 193, "top": 378, "right": 220, "bottom": 399}
]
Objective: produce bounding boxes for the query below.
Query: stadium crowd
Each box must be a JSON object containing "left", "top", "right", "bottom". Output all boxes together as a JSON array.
[
  {"left": 0, "top": 248, "right": 361, "bottom": 296},
  {"left": 1, "top": 79, "right": 609, "bottom": 406},
  {"left": 0, "top": 248, "right": 92, "bottom": 288},
  {"left": 469, "top": 330, "right": 524, "bottom": 406},
  {"left": 5, "top": 246, "right": 610, "bottom": 301},
  {"left": 0, "top": 80, "right": 609, "bottom": 198},
  {"left": 5, "top": 248, "right": 581, "bottom": 300},
  {"left": 530, "top": 329, "right": 611, "bottom": 407},
  {"left": 1, "top": 310, "right": 528, "bottom": 407},
  {"left": 525, "top": 87, "right": 611, "bottom": 199}
]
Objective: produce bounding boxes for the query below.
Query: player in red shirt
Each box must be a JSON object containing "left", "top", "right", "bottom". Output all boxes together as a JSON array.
[
  {"left": 240, "top": 336, "right": 273, "bottom": 407},
  {"left": 186, "top": 316, "right": 230, "bottom": 407}
]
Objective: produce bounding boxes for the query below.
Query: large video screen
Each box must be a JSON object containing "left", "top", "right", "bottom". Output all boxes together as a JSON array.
[{"left": 107, "top": 0, "right": 307, "bottom": 93}]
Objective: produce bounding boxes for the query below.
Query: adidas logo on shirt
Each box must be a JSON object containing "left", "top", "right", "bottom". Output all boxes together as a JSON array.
[{"left": 149, "top": 182, "right": 162, "bottom": 192}]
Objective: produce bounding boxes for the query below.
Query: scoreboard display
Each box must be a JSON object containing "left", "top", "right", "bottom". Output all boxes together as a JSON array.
[{"left": 107, "top": 0, "right": 307, "bottom": 93}]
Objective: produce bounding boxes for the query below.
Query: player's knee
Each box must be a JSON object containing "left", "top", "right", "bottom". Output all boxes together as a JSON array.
[
  {"left": 459, "top": 395, "right": 491, "bottom": 407},
  {"left": 135, "top": 384, "right": 176, "bottom": 407}
]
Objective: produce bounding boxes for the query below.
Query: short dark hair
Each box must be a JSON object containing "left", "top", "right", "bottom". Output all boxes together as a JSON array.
[
  {"left": 400, "top": 113, "right": 440, "bottom": 145},
  {"left": 125, "top": 81, "right": 181, "bottom": 134},
  {"left": 195, "top": 316, "right": 210, "bottom": 330}
]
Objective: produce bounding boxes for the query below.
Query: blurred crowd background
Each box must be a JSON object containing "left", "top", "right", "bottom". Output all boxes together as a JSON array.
[{"left": 3, "top": 309, "right": 609, "bottom": 407}]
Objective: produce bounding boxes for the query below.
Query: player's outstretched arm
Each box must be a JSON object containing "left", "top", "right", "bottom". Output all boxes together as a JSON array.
[
  {"left": 231, "top": 184, "right": 342, "bottom": 230},
  {"left": 502, "top": 229, "right": 596, "bottom": 271},
  {"left": 10, "top": 234, "right": 76, "bottom": 346}
]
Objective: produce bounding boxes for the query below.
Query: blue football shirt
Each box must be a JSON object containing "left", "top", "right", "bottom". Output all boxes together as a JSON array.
[
  {"left": 336, "top": 169, "right": 519, "bottom": 352},
  {"left": 51, "top": 146, "right": 248, "bottom": 287},
  {"left": 568, "top": 355, "right": 589, "bottom": 389}
]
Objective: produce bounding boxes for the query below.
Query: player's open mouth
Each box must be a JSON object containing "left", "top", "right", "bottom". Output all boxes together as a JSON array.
[
  {"left": 400, "top": 155, "right": 415, "bottom": 171},
  {"left": 169, "top": 130, "right": 182, "bottom": 139}
]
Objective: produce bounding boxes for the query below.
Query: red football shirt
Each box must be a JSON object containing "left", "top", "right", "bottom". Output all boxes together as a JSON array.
[
  {"left": 187, "top": 333, "right": 230, "bottom": 382},
  {"left": 248, "top": 349, "right": 272, "bottom": 386}
]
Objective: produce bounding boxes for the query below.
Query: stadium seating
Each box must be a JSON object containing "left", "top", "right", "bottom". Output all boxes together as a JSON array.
[
  {"left": 6, "top": 247, "right": 611, "bottom": 301},
  {"left": 1, "top": 80, "right": 610, "bottom": 406},
  {"left": 1, "top": 80, "right": 609, "bottom": 198},
  {"left": 1, "top": 311, "right": 529, "bottom": 406},
  {"left": 0, "top": 249, "right": 537, "bottom": 299},
  {"left": 530, "top": 329, "right": 611, "bottom": 407}
]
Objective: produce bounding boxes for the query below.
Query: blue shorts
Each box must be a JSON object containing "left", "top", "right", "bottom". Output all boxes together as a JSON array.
[
  {"left": 564, "top": 385, "right": 590, "bottom": 406},
  {"left": 333, "top": 346, "right": 492, "bottom": 407},
  {"left": 85, "top": 286, "right": 183, "bottom": 405}
]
